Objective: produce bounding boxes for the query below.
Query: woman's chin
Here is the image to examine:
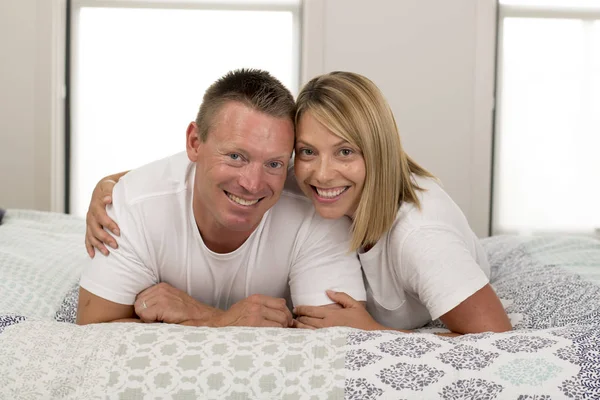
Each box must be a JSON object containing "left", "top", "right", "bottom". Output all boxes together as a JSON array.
[{"left": 313, "top": 204, "right": 347, "bottom": 220}]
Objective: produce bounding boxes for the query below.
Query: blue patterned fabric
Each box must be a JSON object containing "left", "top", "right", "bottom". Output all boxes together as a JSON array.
[
  {"left": 0, "top": 315, "right": 26, "bottom": 334},
  {"left": 345, "top": 235, "right": 600, "bottom": 399}
]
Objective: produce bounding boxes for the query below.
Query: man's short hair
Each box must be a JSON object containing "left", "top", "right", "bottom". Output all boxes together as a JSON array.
[{"left": 195, "top": 69, "right": 296, "bottom": 141}]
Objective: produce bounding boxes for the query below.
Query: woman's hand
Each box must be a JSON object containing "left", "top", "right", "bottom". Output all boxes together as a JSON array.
[
  {"left": 85, "top": 178, "right": 120, "bottom": 258},
  {"left": 293, "top": 290, "right": 384, "bottom": 331}
]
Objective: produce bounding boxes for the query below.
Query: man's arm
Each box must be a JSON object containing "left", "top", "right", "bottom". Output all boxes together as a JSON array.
[
  {"left": 78, "top": 179, "right": 158, "bottom": 324},
  {"left": 76, "top": 287, "right": 137, "bottom": 325}
]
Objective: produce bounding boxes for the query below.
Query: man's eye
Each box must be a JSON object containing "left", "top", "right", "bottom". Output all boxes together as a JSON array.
[
  {"left": 268, "top": 162, "right": 283, "bottom": 169},
  {"left": 229, "top": 153, "right": 240, "bottom": 160}
]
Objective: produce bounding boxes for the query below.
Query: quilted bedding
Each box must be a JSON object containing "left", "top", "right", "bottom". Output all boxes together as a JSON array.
[{"left": 0, "top": 210, "right": 599, "bottom": 399}]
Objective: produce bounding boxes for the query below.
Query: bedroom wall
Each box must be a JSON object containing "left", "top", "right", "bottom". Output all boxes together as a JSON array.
[
  {"left": 0, "top": 1, "right": 38, "bottom": 210},
  {"left": 302, "top": 0, "right": 497, "bottom": 237},
  {"left": 0, "top": 0, "right": 64, "bottom": 212},
  {"left": 0, "top": 0, "right": 496, "bottom": 237}
]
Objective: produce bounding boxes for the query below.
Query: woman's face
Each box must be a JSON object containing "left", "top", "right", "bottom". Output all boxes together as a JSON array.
[{"left": 294, "top": 111, "right": 366, "bottom": 219}]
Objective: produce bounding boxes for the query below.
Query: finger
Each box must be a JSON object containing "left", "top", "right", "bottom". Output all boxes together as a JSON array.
[
  {"left": 88, "top": 212, "right": 118, "bottom": 249},
  {"left": 87, "top": 229, "right": 109, "bottom": 256},
  {"left": 261, "top": 306, "right": 291, "bottom": 328},
  {"left": 296, "top": 316, "right": 324, "bottom": 328},
  {"left": 293, "top": 305, "right": 326, "bottom": 319},
  {"left": 98, "top": 214, "right": 120, "bottom": 238},
  {"left": 91, "top": 207, "right": 120, "bottom": 238},
  {"left": 261, "top": 320, "right": 285, "bottom": 328},
  {"left": 136, "top": 283, "right": 162, "bottom": 300},
  {"left": 85, "top": 237, "right": 95, "bottom": 258},
  {"left": 292, "top": 319, "right": 316, "bottom": 330},
  {"left": 326, "top": 290, "right": 359, "bottom": 309},
  {"left": 251, "top": 295, "right": 293, "bottom": 325},
  {"left": 134, "top": 298, "right": 158, "bottom": 322},
  {"left": 100, "top": 180, "right": 117, "bottom": 197}
]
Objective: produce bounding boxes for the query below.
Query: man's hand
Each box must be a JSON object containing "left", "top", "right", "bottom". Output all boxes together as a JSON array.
[
  {"left": 135, "top": 282, "right": 220, "bottom": 324},
  {"left": 293, "top": 290, "right": 383, "bottom": 330},
  {"left": 210, "top": 294, "right": 293, "bottom": 328}
]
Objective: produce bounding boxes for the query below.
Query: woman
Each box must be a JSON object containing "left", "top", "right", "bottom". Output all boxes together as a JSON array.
[{"left": 85, "top": 71, "right": 511, "bottom": 335}]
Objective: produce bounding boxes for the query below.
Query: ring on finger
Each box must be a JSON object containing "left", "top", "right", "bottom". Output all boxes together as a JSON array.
[{"left": 142, "top": 300, "right": 148, "bottom": 309}]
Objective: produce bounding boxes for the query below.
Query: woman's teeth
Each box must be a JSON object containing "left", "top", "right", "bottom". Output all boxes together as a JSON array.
[{"left": 315, "top": 187, "right": 348, "bottom": 198}]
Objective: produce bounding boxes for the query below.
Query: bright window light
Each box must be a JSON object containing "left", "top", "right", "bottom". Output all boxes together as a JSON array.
[
  {"left": 70, "top": 6, "right": 298, "bottom": 217},
  {"left": 500, "top": 0, "right": 600, "bottom": 8},
  {"left": 493, "top": 17, "right": 600, "bottom": 234}
]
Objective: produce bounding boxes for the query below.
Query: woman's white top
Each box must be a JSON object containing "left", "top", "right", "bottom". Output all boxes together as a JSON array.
[{"left": 359, "top": 175, "right": 490, "bottom": 330}]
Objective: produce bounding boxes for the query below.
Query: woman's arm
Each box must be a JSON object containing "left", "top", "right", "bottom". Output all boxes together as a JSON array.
[
  {"left": 293, "top": 289, "right": 508, "bottom": 337},
  {"left": 85, "top": 170, "right": 129, "bottom": 257},
  {"left": 294, "top": 226, "right": 512, "bottom": 335},
  {"left": 438, "top": 283, "right": 511, "bottom": 333}
]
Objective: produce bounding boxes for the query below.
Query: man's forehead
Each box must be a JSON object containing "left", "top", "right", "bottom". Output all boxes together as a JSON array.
[{"left": 213, "top": 101, "right": 292, "bottom": 127}]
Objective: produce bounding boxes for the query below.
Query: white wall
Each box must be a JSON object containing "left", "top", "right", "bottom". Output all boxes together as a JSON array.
[
  {"left": 0, "top": 1, "right": 37, "bottom": 210},
  {"left": 0, "top": 0, "right": 496, "bottom": 236},
  {"left": 302, "top": 0, "right": 497, "bottom": 237},
  {"left": 0, "top": 0, "right": 65, "bottom": 212}
]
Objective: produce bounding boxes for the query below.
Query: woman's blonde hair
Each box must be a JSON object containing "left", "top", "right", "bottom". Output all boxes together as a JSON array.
[{"left": 295, "top": 71, "right": 434, "bottom": 251}]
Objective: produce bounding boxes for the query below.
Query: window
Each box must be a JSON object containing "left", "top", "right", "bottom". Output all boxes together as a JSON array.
[
  {"left": 69, "top": 0, "right": 300, "bottom": 216},
  {"left": 493, "top": 0, "right": 600, "bottom": 235}
]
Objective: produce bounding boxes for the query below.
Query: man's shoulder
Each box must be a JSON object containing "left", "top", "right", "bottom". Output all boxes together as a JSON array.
[
  {"left": 273, "top": 189, "right": 315, "bottom": 216},
  {"left": 117, "top": 152, "right": 192, "bottom": 206}
]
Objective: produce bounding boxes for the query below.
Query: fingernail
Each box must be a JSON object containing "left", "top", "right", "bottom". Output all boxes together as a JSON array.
[
  {"left": 292, "top": 308, "right": 297, "bottom": 314},
  {"left": 326, "top": 290, "right": 336, "bottom": 295},
  {"left": 103, "top": 196, "right": 111, "bottom": 203},
  {"left": 113, "top": 229, "right": 120, "bottom": 236},
  {"left": 110, "top": 242, "right": 117, "bottom": 249}
]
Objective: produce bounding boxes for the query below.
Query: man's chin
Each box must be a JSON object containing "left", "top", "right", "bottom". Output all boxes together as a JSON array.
[{"left": 221, "top": 216, "right": 262, "bottom": 233}]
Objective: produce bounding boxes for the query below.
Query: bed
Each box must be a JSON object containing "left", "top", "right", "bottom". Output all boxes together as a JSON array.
[{"left": 1, "top": 209, "right": 599, "bottom": 399}]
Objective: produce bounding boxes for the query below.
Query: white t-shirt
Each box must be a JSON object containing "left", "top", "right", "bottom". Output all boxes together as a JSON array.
[
  {"left": 359, "top": 175, "right": 490, "bottom": 330},
  {"left": 80, "top": 152, "right": 366, "bottom": 309}
]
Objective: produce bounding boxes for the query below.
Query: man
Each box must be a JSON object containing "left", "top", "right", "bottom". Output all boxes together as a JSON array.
[{"left": 77, "top": 69, "right": 366, "bottom": 327}]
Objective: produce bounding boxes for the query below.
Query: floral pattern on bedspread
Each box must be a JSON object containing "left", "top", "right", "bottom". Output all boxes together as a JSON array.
[{"left": 346, "top": 235, "right": 600, "bottom": 399}]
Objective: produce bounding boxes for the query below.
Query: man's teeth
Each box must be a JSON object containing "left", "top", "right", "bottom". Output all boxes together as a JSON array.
[
  {"left": 315, "top": 187, "right": 347, "bottom": 198},
  {"left": 227, "top": 193, "right": 259, "bottom": 206}
]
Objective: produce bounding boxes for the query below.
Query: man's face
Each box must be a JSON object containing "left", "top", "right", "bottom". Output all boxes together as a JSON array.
[{"left": 187, "top": 101, "right": 294, "bottom": 236}]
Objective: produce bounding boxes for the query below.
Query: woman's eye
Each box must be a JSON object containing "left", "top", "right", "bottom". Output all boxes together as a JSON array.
[
  {"left": 340, "top": 148, "right": 353, "bottom": 156},
  {"left": 299, "top": 148, "right": 314, "bottom": 156}
]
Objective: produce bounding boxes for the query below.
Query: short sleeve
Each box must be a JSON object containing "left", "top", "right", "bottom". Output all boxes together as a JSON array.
[
  {"left": 79, "top": 182, "right": 157, "bottom": 305},
  {"left": 397, "top": 225, "right": 489, "bottom": 320},
  {"left": 289, "top": 215, "right": 366, "bottom": 307}
]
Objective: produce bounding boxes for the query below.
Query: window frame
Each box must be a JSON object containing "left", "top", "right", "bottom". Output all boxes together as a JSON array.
[
  {"left": 66, "top": 0, "right": 302, "bottom": 214},
  {"left": 492, "top": 1, "right": 600, "bottom": 236}
]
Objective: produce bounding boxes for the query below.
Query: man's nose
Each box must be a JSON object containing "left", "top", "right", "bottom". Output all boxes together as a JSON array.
[{"left": 238, "top": 163, "right": 264, "bottom": 194}]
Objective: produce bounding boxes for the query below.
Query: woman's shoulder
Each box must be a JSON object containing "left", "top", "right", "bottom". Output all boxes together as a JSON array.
[{"left": 396, "top": 175, "right": 471, "bottom": 231}]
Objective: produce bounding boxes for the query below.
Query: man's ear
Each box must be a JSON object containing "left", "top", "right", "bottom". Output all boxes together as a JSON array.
[{"left": 186, "top": 122, "right": 201, "bottom": 162}]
